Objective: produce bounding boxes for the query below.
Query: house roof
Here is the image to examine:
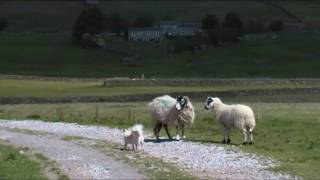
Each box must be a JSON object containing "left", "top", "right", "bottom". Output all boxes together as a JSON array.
[{"left": 159, "top": 20, "right": 179, "bottom": 26}]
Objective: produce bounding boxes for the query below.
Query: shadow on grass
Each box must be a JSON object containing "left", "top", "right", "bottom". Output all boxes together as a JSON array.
[
  {"left": 185, "top": 139, "right": 241, "bottom": 146},
  {"left": 144, "top": 138, "right": 179, "bottom": 143}
]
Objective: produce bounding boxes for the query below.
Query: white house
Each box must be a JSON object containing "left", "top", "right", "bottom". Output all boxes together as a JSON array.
[
  {"left": 159, "top": 21, "right": 180, "bottom": 36},
  {"left": 178, "top": 22, "right": 202, "bottom": 36},
  {"left": 128, "top": 28, "right": 163, "bottom": 42}
]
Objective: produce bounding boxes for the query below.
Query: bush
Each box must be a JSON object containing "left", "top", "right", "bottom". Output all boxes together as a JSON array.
[
  {"left": 268, "top": 20, "right": 284, "bottom": 32},
  {"left": 205, "top": 28, "right": 222, "bottom": 46},
  {"left": 72, "top": 7, "right": 107, "bottom": 40},
  {"left": 80, "top": 33, "right": 106, "bottom": 48},
  {"left": 202, "top": 14, "right": 220, "bottom": 31},
  {"left": 0, "top": 18, "right": 8, "bottom": 32},
  {"left": 169, "top": 35, "right": 203, "bottom": 53},
  {"left": 107, "top": 13, "right": 128, "bottom": 36}
]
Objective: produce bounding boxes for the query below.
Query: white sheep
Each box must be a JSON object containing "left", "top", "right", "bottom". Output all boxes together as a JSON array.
[
  {"left": 204, "top": 97, "right": 256, "bottom": 145},
  {"left": 123, "top": 124, "right": 144, "bottom": 150},
  {"left": 148, "top": 95, "right": 195, "bottom": 140}
]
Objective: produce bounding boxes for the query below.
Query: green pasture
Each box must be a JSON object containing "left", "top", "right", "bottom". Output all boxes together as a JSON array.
[
  {"left": 0, "top": 143, "right": 45, "bottom": 179},
  {"left": 0, "top": 32, "right": 320, "bottom": 78},
  {"left": 0, "top": 99, "right": 319, "bottom": 179},
  {"left": 0, "top": 78, "right": 320, "bottom": 97}
]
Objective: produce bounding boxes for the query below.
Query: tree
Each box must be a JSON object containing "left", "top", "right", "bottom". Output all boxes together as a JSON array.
[
  {"left": 268, "top": 20, "right": 284, "bottom": 32},
  {"left": 223, "top": 12, "right": 243, "bottom": 35},
  {"left": 107, "top": 13, "right": 128, "bottom": 36},
  {"left": 0, "top": 18, "right": 8, "bottom": 32},
  {"left": 201, "top": 14, "right": 221, "bottom": 46},
  {"left": 202, "top": 14, "right": 220, "bottom": 31},
  {"left": 72, "top": 7, "right": 107, "bottom": 40},
  {"left": 133, "top": 15, "right": 155, "bottom": 28}
]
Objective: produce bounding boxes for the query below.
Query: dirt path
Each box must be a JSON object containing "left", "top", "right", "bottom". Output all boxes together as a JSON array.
[
  {"left": 0, "top": 128, "right": 144, "bottom": 180},
  {"left": 0, "top": 120, "right": 298, "bottom": 179}
]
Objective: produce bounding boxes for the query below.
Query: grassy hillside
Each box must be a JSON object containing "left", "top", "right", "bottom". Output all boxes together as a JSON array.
[
  {"left": 0, "top": 32, "right": 319, "bottom": 78},
  {"left": 1, "top": 1, "right": 316, "bottom": 33},
  {"left": 0, "top": 1, "right": 319, "bottom": 78}
]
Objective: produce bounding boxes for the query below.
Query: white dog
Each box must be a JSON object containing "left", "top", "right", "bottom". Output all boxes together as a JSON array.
[{"left": 123, "top": 124, "right": 144, "bottom": 150}]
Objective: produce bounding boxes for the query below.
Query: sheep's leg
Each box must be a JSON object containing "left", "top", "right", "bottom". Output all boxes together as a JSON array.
[
  {"left": 132, "top": 144, "right": 135, "bottom": 150},
  {"left": 223, "top": 127, "right": 230, "bottom": 144},
  {"left": 153, "top": 122, "right": 162, "bottom": 140},
  {"left": 242, "top": 129, "right": 248, "bottom": 145},
  {"left": 156, "top": 123, "right": 162, "bottom": 135},
  {"left": 249, "top": 128, "right": 253, "bottom": 145},
  {"left": 124, "top": 143, "right": 127, "bottom": 150},
  {"left": 163, "top": 124, "right": 173, "bottom": 140},
  {"left": 227, "top": 128, "right": 231, "bottom": 144},
  {"left": 175, "top": 125, "right": 180, "bottom": 140},
  {"left": 181, "top": 123, "right": 185, "bottom": 140}
]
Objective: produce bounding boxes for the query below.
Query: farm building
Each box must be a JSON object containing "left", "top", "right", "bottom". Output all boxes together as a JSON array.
[
  {"left": 127, "top": 21, "right": 202, "bottom": 41},
  {"left": 159, "top": 21, "right": 180, "bottom": 36},
  {"left": 178, "top": 22, "right": 202, "bottom": 36},
  {"left": 128, "top": 28, "right": 163, "bottom": 42}
]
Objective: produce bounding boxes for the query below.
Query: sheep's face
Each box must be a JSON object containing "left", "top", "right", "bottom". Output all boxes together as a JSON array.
[
  {"left": 204, "top": 97, "right": 214, "bottom": 110},
  {"left": 205, "top": 97, "right": 223, "bottom": 110},
  {"left": 176, "top": 96, "right": 188, "bottom": 111}
]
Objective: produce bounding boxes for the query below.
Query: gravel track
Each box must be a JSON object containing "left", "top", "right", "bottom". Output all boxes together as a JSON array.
[
  {"left": 0, "top": 127, "right": 144, "bottom": 179},
  {"left": 0, "top": 120, "right": 298, "bottom": 179}
]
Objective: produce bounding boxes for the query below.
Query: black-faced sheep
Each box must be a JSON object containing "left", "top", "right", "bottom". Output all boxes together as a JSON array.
[
  {"left": 149, "top": 95, "right": 195, "bottom": 140},
  {"left": 204, "top": 97, "right": 256, "bottom": 145}
]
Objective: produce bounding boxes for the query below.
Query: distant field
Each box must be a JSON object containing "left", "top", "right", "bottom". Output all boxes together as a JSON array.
[
  {"left": 1, "top": 78, "right": 320, "bottom": 97},
  {"left": 0, "top": 101, "right": 319, "bottom": 179},
  {"left": 0, "top": 32, "right": 320, "bottom": 78}
]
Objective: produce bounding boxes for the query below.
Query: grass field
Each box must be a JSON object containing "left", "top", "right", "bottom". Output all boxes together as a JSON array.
[
  {"left": 0, "top": 143, "right": 45, "bottom": 179},
  {"left": 0, "top": 98, "right": 319, "bottom": 179},
  {"left": 0, "top": 32, "right": 320, "bottom": 78},
  {"left": 0, "top": 78, "right": 320, "bottom": 97}
]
